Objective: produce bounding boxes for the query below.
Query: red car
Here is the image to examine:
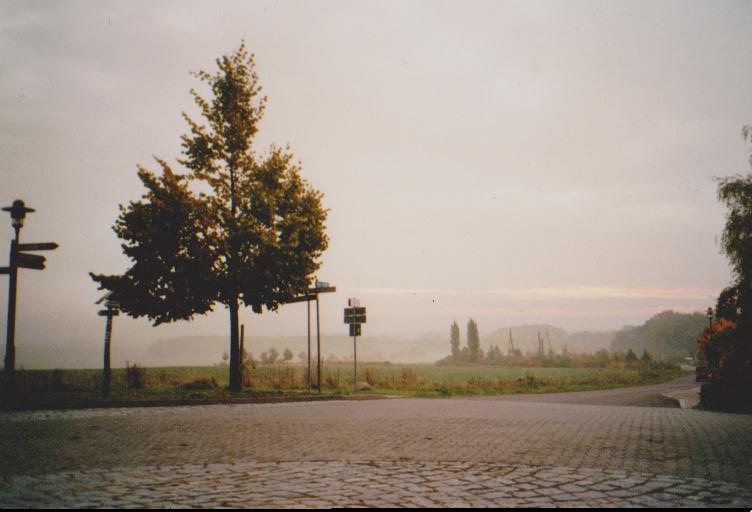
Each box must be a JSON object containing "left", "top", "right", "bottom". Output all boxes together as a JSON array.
[{"left": 695, "top": 365, "right": 712, "bottom": 382}]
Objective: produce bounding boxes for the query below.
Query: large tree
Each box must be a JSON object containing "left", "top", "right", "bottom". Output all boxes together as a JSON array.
[
  {"left": 716, "top": 126, "right": 752, "bottom": 323},
  {"left": 699, "top": 125, "right": 752, "bottom": 388},
  {"left": 91, "top": 43, "right": 328, "bottom": 390},
  {"left": 467, "top": 318, "right": 480, "bottom": 362},
  {"left": 449, "top": 321, "right": 460, "bottom": 360}
]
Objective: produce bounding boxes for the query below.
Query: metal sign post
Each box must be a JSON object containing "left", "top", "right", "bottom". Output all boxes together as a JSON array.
[
  {"left": 344, "top": 298, "right": 366, "bottom": 390},
  {"left": 1, "top": 200, "right": 57, "bottom": 391},
  {"left": 96, "top": 293, "right": 120, "bottom": 399},
  {"left": 279, "top": 281, "right": 335, "bottom": 394}
]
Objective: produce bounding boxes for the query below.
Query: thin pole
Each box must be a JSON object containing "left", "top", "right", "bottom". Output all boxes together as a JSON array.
[
  {"left": 103, "top": 314, "right": 113, "bottom": 399},
  {"left": 307, "top": 299, "right": 311, "bottom": 393},
  {"left": 316, "top": 293, "right": 321, "bottom": 394},
  {"left": 4, "top": 231, "right": 19, "bottom": 390},
  {"left": 353, "top": 335, "right": 357, "bottom": 390},
  {"left": 240, "top": 324, "right": 245, "bottom": 369}
]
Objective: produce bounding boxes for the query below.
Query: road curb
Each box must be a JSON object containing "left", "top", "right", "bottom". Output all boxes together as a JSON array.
[{"left": 661, "top": 386, "right": 701, "bottom": 409}]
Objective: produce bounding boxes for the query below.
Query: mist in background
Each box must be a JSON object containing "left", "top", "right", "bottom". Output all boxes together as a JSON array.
[{"left": 1, "top": 1, "right": 750, "bottom": 368}]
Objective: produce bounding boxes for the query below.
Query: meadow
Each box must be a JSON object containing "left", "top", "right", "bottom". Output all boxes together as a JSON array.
[{"left": 2, "top": 361, "right": 684, "bottom": 408}]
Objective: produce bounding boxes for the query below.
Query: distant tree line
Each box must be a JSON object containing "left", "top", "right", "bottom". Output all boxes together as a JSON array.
[
  {"left": 611, "top": 310, "right": 707, "bottom": 362},
  {"left": 439, "top": 319, "right": 677, "bottom": 372}
]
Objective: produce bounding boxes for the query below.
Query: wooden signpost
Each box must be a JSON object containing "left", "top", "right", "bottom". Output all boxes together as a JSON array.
[{"left": 96, "top": 292, "right": 120, "bottom": 399}]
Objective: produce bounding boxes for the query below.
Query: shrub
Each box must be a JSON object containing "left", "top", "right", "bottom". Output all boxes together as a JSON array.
[
  {"left": 400, "top": 368, "right": 418, "bottom": 388},
  {"left": 697, "top": 319, "right": 752, "bottom": 385},
  {"left": 325, "top": 368, "right": 341, "bottom": 389},
  {"left": 50, "top": 369, "right": 68, "bottom": 391},
  {"left": 182, "top": 377, "right": 218, "bottom": 390},
  {"left": 126, "top": 362, "right": 146, "bottom": 389}
]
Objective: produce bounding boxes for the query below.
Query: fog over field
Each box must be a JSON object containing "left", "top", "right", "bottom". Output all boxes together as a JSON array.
[{"left": 1, "top": 1, "right": 750, "bottom": 368}]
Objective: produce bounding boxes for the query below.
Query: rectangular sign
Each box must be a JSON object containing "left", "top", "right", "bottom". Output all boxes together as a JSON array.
[
  {"left": 305, "top": 286, "right": 336, "bottom": 294},
  {"left": 98, "top": 309, "right": 120, "bottom": 317},
  {"left": 344, "top": 307, "right": 366, "bottom": 315},
  {"left": 16, "top": 252, "right": 45, "bottom": 270},
  {"left": 344, "top": 314, "right": 367, "bottom": 324},
  {"left": 17, "top": 242, "right": 58, "bottom": 251},
  {"left": 0, "top": 267, "right": 8, "bottom": 275},
  {"left": 349, "top": 324, "right": 361, "bottom": 337}
]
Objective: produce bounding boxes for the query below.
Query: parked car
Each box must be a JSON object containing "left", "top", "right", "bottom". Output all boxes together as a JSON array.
[{"left": 695, "top": 365, "right": 712, "bottom": 382}]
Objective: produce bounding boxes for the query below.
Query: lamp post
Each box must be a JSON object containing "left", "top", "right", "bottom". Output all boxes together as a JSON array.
[{"left": 2, "top": 200, "right": 35, "bottom": 390}]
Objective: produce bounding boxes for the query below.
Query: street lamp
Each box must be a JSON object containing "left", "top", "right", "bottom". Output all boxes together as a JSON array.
[{"left": 2, "top": 200, "right": 35, "bottom": 241}]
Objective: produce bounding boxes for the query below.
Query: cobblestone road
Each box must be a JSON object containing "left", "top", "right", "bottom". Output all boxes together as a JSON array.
[{"left": 2, "top": 378, "right": 751, "bottom": 507}]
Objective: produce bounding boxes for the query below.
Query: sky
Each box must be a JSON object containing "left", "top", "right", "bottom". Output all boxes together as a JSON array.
[{"left": 1, "top": 0, "right": 751, "bottom": 361}]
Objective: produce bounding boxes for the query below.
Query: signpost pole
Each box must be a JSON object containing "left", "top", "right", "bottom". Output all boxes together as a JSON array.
[
  {"left": 316, "top": 293, "right": 321, "bottom": 394},
  {"left": 307, "top": 299, "right": 311, "bottom": 393},
  {"left": 353, "top": 334, "right": 357, "bottom": 389},
  {"left": 240, "top": 324, "right": 245, "bottom": 370},
  {"left": 4, "top": 238, "right": 18, "bottom": 390},
  {"left": 103, "top": 314, "right": 113, "bottom": 399}
]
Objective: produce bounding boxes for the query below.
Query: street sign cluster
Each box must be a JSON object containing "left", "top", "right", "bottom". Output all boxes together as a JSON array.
[
  {"left": 0, "top": 242, "right": 57, "bottom": 274},
  {"left": 344, "top": 297, "right": 367, "bottom": 388},
  {"left": 344, "top": 298, "right": 366, "bottom": 338},
  {"left": 343, "top": 307, "right": 366, "bottom": 324},
  {"left": 96, "top": 293, "right": 120, "bottom": 317}
]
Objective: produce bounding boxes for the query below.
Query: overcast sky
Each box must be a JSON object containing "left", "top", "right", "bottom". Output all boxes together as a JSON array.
[{"left": 1, "top": 0, "right": 751, "bottom": 356}]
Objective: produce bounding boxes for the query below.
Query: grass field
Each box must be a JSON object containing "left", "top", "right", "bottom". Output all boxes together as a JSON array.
[{"left": 1, "top": 362, "right": 684, "bottom": 407}]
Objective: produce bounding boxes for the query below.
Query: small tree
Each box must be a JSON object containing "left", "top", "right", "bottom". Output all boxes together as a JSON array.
[
  {"left": 283, "top": 348, "right": 293, "bottom": 363},
  {"left": 467, "top": 318, "right": 480, "bottom": 363},
  {"left": 90, "top": 43, "right": 328, "bottom": 391},
  {"left": 450, "top": 321, "right": 460, "bottom": 360},
  {"left": 625, "top": 349, "right": 637, "bottom": 364}
]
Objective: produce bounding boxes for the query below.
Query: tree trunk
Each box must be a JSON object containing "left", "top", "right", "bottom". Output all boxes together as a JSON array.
[{"left": 229, "top": 296, "right": 242, "bottom": 391}]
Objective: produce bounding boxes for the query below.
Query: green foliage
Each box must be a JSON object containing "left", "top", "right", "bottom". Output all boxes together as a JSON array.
[
  {"left": 699, "top": 126, "right": 752, "bottom": 398},
  {"left": 467, "top": 318, "right": 480, "bottom": 362},
  {"left": 6, "top": 363, "right": 682, "bottom": 406},
  {"left": 449, "top": 321, "right": 460, "bottom": 359},
  {"left": 716, "top": 129, "right": 752, "bottom": 328},
  {"left": 90, "top": 42, "right": 328, "bottom": 390},
  {"left": 126, "top": 362, "right": 146, "bottom": 389},
  {"left": 182, "top": 376, "right": 218, "bottom": 390},
  {"left": 611, "top": 310, "right": 707, "bottom": 361}
]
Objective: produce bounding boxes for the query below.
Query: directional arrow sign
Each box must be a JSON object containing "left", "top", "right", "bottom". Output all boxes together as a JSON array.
[
  {"left": 17, "top": 242, "right": 58, "bottom": 252},
  {"left": 16, "top": 252, "right": 45, "bottom": 270}
]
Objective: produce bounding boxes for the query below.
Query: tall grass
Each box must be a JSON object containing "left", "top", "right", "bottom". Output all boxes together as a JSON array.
[{"left": 5, "top": 362, "right": 683, "bottom": 403}]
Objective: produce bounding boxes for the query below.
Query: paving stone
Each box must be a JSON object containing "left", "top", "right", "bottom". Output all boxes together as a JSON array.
[{"left": 1, "top": 387, "right": 751, "bottom": 508}]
